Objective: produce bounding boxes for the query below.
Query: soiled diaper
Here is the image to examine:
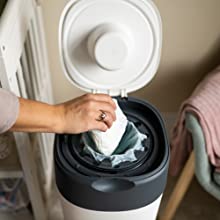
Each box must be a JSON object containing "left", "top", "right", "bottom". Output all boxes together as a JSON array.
[
  {"left": 89, "top": 99, "right": 128, "bottom": 156},
  {"left": 82, "top": 121, "right": 147, "bottom": 167}
]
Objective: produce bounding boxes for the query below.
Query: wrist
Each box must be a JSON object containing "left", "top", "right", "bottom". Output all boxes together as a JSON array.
[{"left": 51, "top": 104, "right": 66, "bottom": 134}]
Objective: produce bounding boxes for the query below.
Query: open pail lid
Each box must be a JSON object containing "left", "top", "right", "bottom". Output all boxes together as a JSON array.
[{"left": 59, "top": 0, "right": 162, "bottom": 96}]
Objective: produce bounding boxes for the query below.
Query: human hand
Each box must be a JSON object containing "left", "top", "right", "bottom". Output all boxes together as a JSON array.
[{"left": 55, "top": 93, "right": 117, "bottom": 134}]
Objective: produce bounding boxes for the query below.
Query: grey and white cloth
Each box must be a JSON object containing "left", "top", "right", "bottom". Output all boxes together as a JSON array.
[
  {"left": 0, "top": 89, "right": 19, "bottom": 134},
  {"left": 82, "top": 121, "right": 147, "bottom": 167},
  {"left": 83, "top": 99, "right": 147, "bottom": 167}
]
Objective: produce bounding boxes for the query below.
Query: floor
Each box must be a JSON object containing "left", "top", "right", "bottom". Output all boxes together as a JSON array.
[
  {"left": 159, "top": 176, "right": 220, "bottom": 220},
  {"left": 1, "top": 175, "right": 220, "bottom": 220}
]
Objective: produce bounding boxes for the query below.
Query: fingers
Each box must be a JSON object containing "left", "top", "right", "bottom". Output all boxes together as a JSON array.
[
  {"left": 95, "top": 101, "right": 116, "bottom": 121},
  {"left": 79, "top": 93, "right": 118, "bottom": 132},
  {"left": 88, "top": 120, "right": 108, "bottom": 132},
  {"left": 88, "top": 110, "right": 115, "bottom": 131},
  {"left": 83, "top": 93, "right": 116, "bottom": 109},
  {"left": 102, "top": 111, "right": 114, "bottom": 128},
  {"left": 84, "top": 99, "right": 116, "bottom": 122}
]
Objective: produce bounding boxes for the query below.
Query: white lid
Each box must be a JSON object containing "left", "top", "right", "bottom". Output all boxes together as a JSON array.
[{"left": 59, "top": 0, "right": 162, "bottom": 96}]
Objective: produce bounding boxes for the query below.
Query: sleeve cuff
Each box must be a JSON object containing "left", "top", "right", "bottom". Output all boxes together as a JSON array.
[{"left": 0, "top": 89, "right": 20, "bottom": 133}]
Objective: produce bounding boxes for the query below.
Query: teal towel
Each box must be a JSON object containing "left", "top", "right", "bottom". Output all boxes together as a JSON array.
[{"left": 185, "top": 113, "right": 220, "bottom": 200}]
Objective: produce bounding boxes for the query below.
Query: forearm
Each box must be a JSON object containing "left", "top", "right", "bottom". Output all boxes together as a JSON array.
[
  {"left": 7, "top": 93, "right": 115, "bottom": 134},
  {"left": 10, "top": 98, "right": 63, "bottom": 133}
]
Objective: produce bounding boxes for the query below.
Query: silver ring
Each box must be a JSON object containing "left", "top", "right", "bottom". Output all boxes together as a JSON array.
[{"left": 97, "top": 110, "right": 107, "bottom": 121}]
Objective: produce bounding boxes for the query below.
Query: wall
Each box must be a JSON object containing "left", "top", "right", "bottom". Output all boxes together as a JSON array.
[{"left": 41, "top": 0, "right": 220, "bottom": 112}]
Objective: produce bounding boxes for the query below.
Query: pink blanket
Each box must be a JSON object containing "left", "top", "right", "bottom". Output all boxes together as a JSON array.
[{"left": 170, "top": 66, "right": 220, "bottom": 176}]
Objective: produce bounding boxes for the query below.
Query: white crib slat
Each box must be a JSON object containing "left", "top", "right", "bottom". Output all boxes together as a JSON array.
[
  {"left": 20, "top": 47, "right": 35, "bottom": 99},
  {"left": 19, "top": 47, "right": 50, "bottom": 185},
  {"left": 36, "top": 5, "right": 54, "bottom": 103},
  {"left": 38, "top": 133, "right": 48, "bottom": 171},
  {"left": 29, "top": 19, "right": 43, "bottom": 91},
  {"left": 30, "top": 9, "right": 44, "bottom": 85},
  {"left": 16, "top": 62, "right": 28, "bottom": 99},
  {"left": 34, "top": 3, "right": 54, "bottom": 191},
  {"left": 24, "top": 31, "right": 40, "bottom": 99}
]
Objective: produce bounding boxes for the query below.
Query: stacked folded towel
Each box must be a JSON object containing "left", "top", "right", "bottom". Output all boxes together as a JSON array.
[{"left": 170, "top": 66, "right": 220, "bottom": 176}]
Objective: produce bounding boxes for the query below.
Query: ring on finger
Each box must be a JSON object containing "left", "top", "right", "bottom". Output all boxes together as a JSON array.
[{"left": 97, "top": 110, "right": 107, "bottom": 122}]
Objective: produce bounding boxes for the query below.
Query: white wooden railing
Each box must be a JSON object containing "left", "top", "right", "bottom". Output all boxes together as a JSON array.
[{"left": 0, "top": 0, "right": 54, "bottom": 219}]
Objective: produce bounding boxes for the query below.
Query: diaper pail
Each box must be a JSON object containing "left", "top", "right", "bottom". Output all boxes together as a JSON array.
[{"left": 54, "top": 0, "right": 170, "bottom": 220}]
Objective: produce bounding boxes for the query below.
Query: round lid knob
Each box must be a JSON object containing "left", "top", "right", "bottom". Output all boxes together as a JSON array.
[{"left": 88, "top": 24, "right": 131, "bottom": 71}]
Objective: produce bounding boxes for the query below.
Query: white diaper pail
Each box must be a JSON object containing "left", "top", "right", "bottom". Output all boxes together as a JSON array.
[{"left": 54, "top": 0, "right": 169, "bottom": 220}]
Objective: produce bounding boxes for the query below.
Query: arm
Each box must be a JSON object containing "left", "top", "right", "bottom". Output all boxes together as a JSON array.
[
  {"left": 10, "top": 98, "right": 60, "bottom": 133},
  {"left": 9, "top": 93, "right": 116, "bottom": 134}
]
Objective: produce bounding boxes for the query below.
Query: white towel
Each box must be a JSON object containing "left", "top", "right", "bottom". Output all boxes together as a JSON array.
[{"left": 90, "top": 99, "right": 128, "bottom": 156}]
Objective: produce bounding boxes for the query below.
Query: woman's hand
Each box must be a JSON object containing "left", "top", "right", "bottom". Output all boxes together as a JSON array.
[
  {"left": 11, "top": 93, "right": 116, "bottom": 134},
  {"left": 55, "top": 94, "right": 116, "bottom": 134}
]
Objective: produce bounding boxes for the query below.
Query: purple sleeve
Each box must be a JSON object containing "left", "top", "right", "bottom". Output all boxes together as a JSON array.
[{"left": 0, "top": 88, "right": 19, "bottom": 133}]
